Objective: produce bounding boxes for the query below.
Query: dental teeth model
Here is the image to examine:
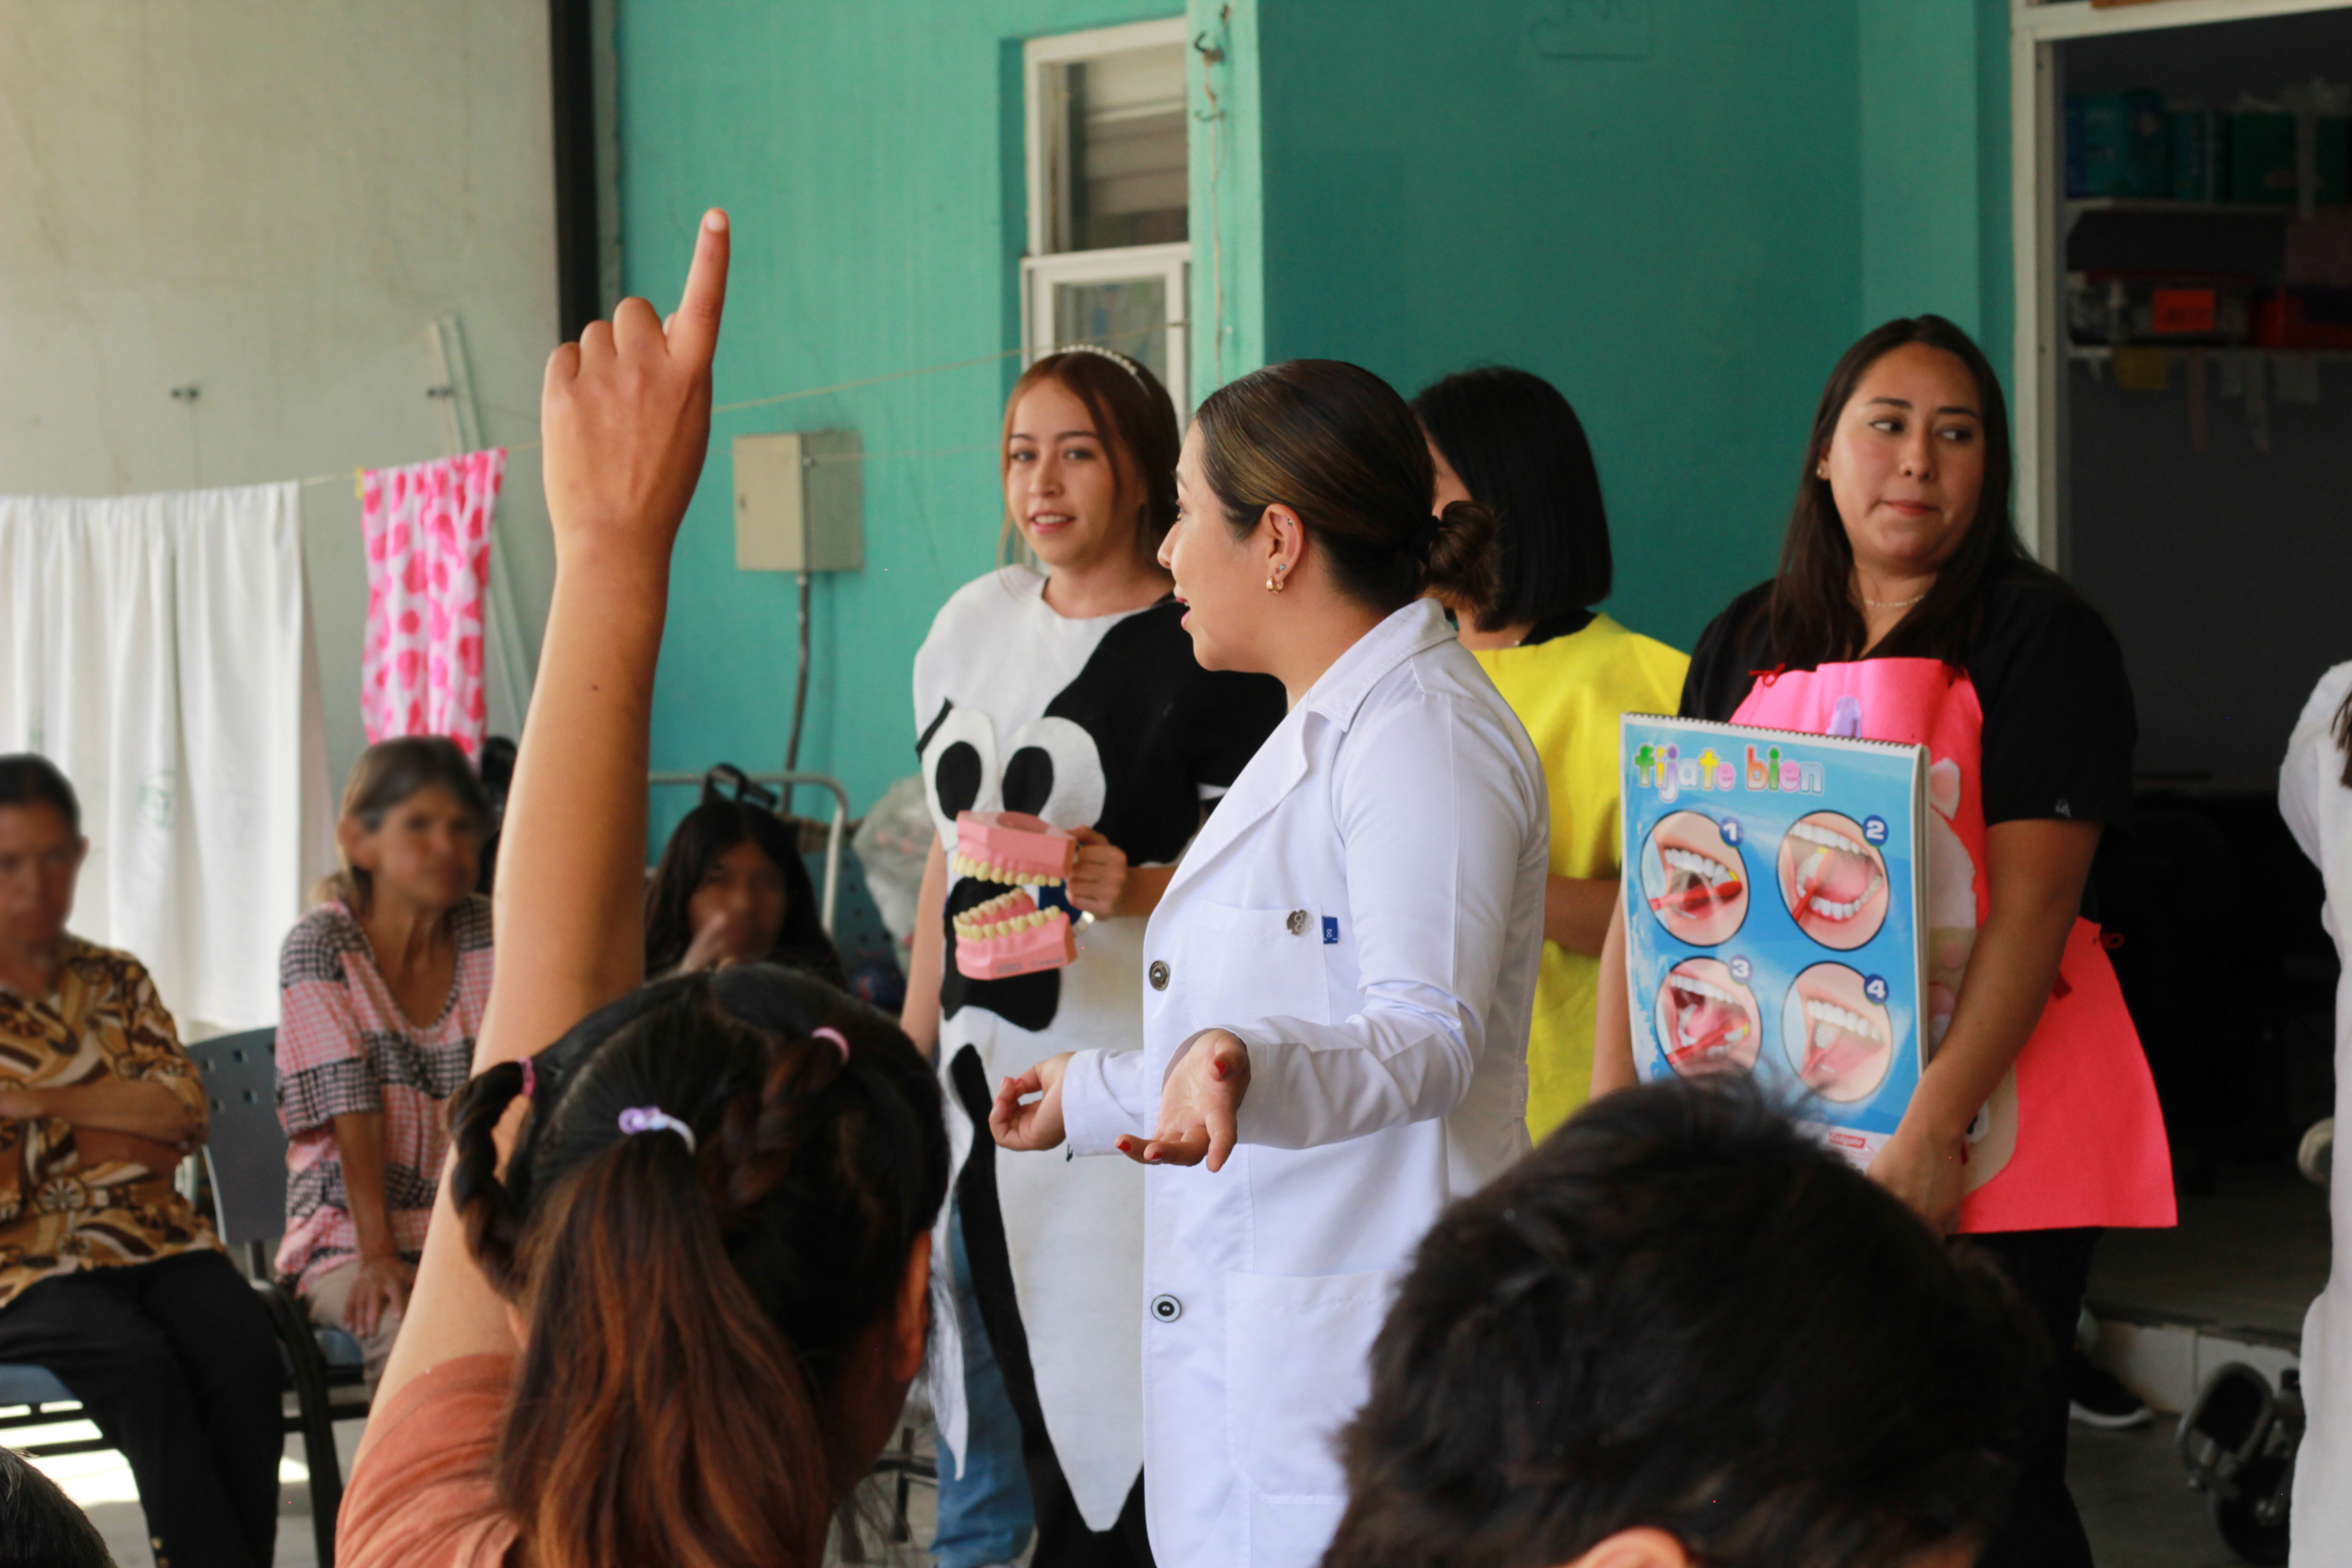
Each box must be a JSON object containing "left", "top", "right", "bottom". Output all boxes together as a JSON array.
[
  {"left": 952, "top": 887, "right": 1078, "bottom": 980},
  {"left": 949, "top": 812, "right": 1081, "bottom": 980},
  {"left": 952, "top": 810, "right": 1078, "bottom": 888}
]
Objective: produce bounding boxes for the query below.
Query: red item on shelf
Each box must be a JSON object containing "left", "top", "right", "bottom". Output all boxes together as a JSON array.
[{"left": 2254, "top": 290, "right": 2352, "bottom": 349}]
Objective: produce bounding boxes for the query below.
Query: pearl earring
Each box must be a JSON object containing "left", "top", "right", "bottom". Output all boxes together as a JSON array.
[{"left": 1266, "top": 564, "right": 1286, "bottom": 593}]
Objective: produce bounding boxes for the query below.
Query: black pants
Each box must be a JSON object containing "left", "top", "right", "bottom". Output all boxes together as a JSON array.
[
  {"left": 1965, "top": 1227, "right": 2100, "bottom": 1568},
  {"left": 952, "top": 1047, "right": 1156, "bottom": 1568},
  {"left": 0, "top": 1250, "right": 281, "bottom": 1568}
]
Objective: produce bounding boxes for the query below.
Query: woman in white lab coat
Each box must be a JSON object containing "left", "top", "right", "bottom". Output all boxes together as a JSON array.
[
  {"left": 2281, "top": 662, "right": 2352, "bottom": 1565},
  {"left": 990, "top": 359, "right": 1550, "bottom": 1568}
]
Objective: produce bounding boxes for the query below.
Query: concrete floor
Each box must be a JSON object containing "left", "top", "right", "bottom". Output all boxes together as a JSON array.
[{"left": 2074, "top": 1416, "right": 2250, "bottom": 1568}]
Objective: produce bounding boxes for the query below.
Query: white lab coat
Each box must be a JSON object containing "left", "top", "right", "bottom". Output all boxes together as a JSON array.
[
  {"left": 2283, "top": 661, "right": 2352, "bottom": 1567},
  {"left": 1058, "top": 598, "right": 1548, "bottom": 1568}
]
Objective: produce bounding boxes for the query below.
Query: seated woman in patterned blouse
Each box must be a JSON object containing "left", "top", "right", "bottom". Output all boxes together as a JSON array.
[
  {"left": 0, "top": 754, "right": 283, "bottom": 1568},
  {"left": 276, "top": 737, "right": 493, "bottom": 1389}
]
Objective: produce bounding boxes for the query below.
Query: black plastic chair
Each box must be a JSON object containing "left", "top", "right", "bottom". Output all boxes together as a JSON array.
[
  {"left": 184, "top": 1027, "right": 369, "bottom": 1566},
  {"left": 0, "top": 1029, "right": 363, "bottom": 1568}
]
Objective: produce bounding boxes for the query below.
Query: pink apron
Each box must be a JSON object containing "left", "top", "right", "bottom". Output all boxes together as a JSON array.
[{"left": 1734, "top": 657, "right": 2174, "bottom": 1233}]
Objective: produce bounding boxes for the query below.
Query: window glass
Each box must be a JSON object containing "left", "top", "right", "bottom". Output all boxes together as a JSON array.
[
  {"left": 1063, "top": 44, "right": 1186, "bottom": 251},
  {"left": 1053, "top": 275, "right": 1170, "bottom": 382}
]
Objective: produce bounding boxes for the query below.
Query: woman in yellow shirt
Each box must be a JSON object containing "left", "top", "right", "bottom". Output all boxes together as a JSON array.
[{"left": 1413, "top": 367, "right": 1688, "bottom": 1139}]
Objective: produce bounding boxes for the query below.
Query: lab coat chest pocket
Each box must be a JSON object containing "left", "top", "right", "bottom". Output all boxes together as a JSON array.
[
  {"left": 1224, "top": 1267, "right": 1400, "bottom": 1503},
  {"left": 1182, "top": 901, "right": 1331, "bottom": 1030}
]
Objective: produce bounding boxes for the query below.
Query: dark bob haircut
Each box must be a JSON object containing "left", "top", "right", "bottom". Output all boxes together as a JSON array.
[
  {"left": 1325, "top": 1081, "right": 2038, "bottom": 1568},
  {"left": 1411, "top": 366, "right": 1613, "bottom": 633},
  {"left": 645, "top": 793, "right": 847, "bottom": 990},
  {"left": 0, "top": 755, "right": 81, "bottom": 835}
]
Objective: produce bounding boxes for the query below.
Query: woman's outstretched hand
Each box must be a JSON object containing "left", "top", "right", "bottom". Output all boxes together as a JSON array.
[
  {"left": 1117, "top": 1029, "right": 1249, "bottom": 1172},
  {"left": 542, "top": 207, "right": 730, "bottom": 566},
  {"left": 992, "top": 1053, "right": 1074, "bottom": 1152}
]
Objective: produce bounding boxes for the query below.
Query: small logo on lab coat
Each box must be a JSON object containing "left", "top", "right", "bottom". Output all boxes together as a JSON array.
[{"left": 1322, "top": 916, "right": 1339, "bottom": 945}]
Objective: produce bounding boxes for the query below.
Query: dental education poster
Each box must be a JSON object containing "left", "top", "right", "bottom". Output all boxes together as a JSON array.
[{"left": 1620, "top": 714, "right": 1929, "bottom": 1169}]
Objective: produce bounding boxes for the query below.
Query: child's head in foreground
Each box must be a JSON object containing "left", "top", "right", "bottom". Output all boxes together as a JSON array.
[{"left": 1325, "top": 1083, "right": 2037, "bottom": 1568}]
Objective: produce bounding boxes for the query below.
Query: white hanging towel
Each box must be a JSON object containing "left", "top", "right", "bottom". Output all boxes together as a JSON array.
[{"left": 0, "top": 482, "right": 334, "bottom": 1035}]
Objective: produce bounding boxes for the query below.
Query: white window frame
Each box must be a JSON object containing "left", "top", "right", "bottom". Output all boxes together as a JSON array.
[{"left": 1020, "top": 16, "right": 1192, "bottom": 403}]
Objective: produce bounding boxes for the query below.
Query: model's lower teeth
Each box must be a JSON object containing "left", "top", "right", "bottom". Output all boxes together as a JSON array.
[{"left": 952, "top": 889, "right": 1066, "bottom": 941}]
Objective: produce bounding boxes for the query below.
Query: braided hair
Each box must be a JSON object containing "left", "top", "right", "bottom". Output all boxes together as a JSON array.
[{"left": 446, "top": 964, "right": 949, "bottom": 1568}]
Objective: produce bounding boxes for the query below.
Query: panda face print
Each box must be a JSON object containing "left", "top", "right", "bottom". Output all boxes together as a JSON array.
[{"left": 918, "top": 706, "right": 1107, "bottom": 846}]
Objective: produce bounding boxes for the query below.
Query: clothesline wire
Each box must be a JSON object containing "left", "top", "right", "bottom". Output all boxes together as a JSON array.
[{"left": 297, "top": 323, "right": 1185, "bottom": 490}]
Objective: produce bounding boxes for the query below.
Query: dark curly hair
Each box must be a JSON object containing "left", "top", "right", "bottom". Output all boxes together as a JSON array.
[
  {"left": 1325, "top": 1081, "right": 2038, "bottom": 1568},
  {"left": 446, "top": 965, "right": 949, "bottom": 1567}
]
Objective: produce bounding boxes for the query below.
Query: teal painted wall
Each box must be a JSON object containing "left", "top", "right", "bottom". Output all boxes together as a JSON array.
[
  {"left": 619, "top": 0, "right": 2022, "bottom": 823},
  {"left": 1243, "top": 1, "right": 1867, "bottom": 654},
  {"left": 617, "top": 0, "right": 1185, "bottom": 831},
  {"left": 1857, "top": 0, "right": 2014, "bottom": 392}
]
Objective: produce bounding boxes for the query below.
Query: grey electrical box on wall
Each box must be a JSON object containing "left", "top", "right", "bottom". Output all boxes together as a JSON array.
[{"left": 733, "top": 429, "right": 862, "bottom": 572}]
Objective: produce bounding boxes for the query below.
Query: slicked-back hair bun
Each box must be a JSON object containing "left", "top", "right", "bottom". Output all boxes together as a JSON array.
[{"left": 1194, "top": 359, "right": 1499, "bottom": 616}]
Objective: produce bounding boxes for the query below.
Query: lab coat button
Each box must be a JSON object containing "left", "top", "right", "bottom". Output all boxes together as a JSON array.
[
  {"left": 1286, "top": 909, "right": 1308, "bottom": 935},
  {"left": 1148, "top": 960, "right": 1170, "bottom": 991},
  {"left": 1150, "top": 1293, "right": 1182, "bottom": 1323}
]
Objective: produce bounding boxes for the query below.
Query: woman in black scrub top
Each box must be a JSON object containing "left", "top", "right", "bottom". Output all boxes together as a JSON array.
[{"left": 1594, "top": 315, "right": 2173, "bottom": 1568}]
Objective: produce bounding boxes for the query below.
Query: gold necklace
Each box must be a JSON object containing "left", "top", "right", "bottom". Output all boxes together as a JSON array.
[{"left": 1863, "top": 593, "right": 1926, "bottom": 609}]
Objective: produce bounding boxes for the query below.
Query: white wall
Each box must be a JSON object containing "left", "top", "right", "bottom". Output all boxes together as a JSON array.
[{"left": 0, "top": 0, "right": 560, "bottom": 792}]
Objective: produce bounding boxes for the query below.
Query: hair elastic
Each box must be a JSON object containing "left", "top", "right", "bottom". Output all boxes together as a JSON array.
[
  {"left": 813, "top": 1027, "right": 851, "bottom": 1063},
  {"left": 518, "top": 1058, "right": 536, "bottom": 1100},
  {"left": 1054, "top": 342, "right": 1147, "bottom": 385},
  {"left": 617, "top": 1106, "right": 697, "bottom": 1154}
]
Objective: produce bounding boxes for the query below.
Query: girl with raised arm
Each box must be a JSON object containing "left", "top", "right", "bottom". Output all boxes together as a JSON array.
[{"left": 336, "top": 212, "right": 952, "bottom": 1568}]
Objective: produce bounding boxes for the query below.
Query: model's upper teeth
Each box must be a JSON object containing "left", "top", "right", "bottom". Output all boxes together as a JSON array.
[
  {"left": 1669, "top": 973, "right": 1736, "bottom": 1007},
  {"left": 1788, "top": 821, "right": 1867, "bottom": 857},
  {"left": 1661, "top": 847, "right": 1726, "bottom": 885},
  {"left": 952, "top": 851, "right": 1065, "bottom": 888},
  {"left": 1803, "top": 998, "right": 1886, "bottom": 1046}
]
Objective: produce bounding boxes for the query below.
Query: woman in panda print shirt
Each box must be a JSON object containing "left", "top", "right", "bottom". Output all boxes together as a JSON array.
[{"left": 901, "top": 346, "right": 1284, "bottom": 1568}]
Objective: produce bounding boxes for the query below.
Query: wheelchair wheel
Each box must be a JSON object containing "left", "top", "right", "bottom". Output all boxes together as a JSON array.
[{"left": 2210, "top": 1456, "right": 2290, "bottom": 1565}]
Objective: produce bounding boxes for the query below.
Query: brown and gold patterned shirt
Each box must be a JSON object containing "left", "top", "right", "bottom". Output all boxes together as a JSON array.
[{"left": 0, "top": 936, "right": 219, "bottom": 1310}]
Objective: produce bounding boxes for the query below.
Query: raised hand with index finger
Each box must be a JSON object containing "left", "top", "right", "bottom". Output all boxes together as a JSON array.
[{"left": 541, "top": 207, "right": 731, "bottom": 570}]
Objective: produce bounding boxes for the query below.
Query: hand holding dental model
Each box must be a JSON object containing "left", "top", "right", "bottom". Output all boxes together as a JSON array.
[{"left": 950, "top": 811, "right": 1081, "bottom": 980}]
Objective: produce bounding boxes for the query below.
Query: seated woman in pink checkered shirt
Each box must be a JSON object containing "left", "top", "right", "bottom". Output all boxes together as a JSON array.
[{"left": 275, "top": 736, "right": 494, "bottom": 1388}]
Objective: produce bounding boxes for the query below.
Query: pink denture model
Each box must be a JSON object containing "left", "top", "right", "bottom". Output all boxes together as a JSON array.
[
  {"left": 953, "top": 888, "right": 1078, "bottom": 980},
  {"left": 952, "top": 811, "right": 1077, "bottom": 887}
]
